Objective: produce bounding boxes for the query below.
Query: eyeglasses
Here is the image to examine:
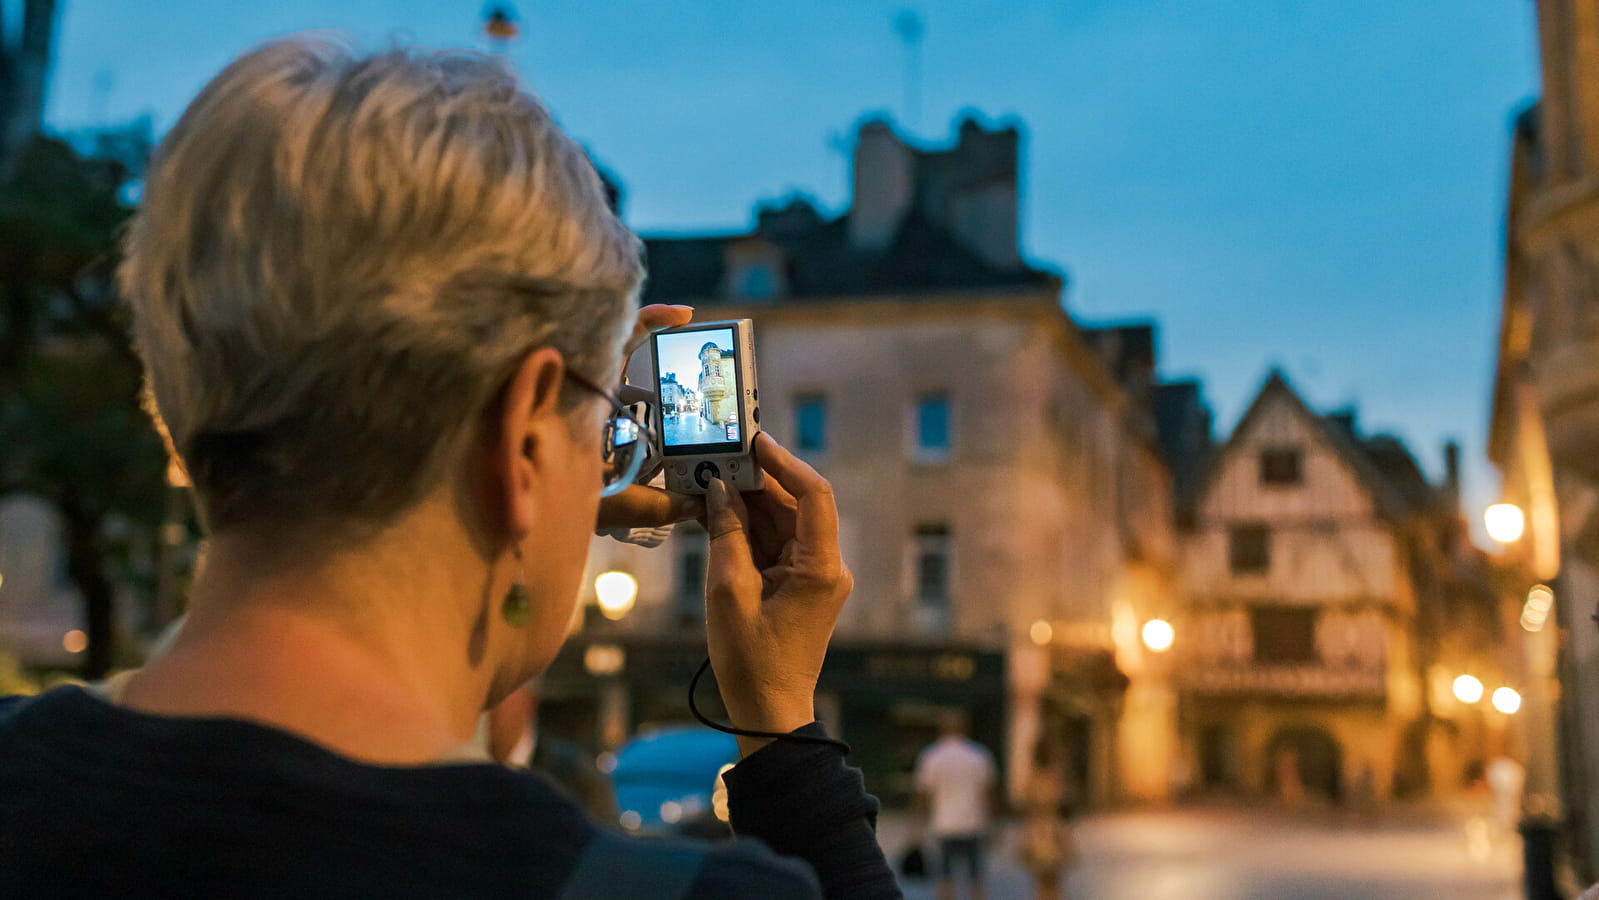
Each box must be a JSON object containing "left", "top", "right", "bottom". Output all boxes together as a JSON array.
[{"left": 564, "top": 369, "right": 655, "bottom": 497}]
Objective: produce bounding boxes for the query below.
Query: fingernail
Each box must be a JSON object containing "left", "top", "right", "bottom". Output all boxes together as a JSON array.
[{"left": 672, "top": 304, "right": 695, "bottom": 312}]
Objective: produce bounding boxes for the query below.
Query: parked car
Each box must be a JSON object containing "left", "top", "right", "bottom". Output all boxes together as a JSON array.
[{"left": 609, "top": 726, "right": 739, "bottom": 839}]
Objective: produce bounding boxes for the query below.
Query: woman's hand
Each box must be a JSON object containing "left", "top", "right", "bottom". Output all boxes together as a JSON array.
[
  {"left": 703, "top": 433, "right": 854, "bottom": 756},
  {"left": 595, "top": 303, "right": 703, "bottom": 531}
]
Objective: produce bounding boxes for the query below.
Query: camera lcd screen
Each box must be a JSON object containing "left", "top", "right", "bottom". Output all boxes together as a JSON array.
[{"left": 655, "top": 326, "right": 743, "bottom": 455}]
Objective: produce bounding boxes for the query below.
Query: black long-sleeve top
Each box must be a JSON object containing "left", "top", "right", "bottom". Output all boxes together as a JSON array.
[{"left": 0, "top": 687, "right": 902, "bottom": 898}]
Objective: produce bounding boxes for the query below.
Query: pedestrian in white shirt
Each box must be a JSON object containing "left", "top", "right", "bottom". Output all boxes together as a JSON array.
[{"left": 914, "top": 711, "right": 997, "bottom": 900}]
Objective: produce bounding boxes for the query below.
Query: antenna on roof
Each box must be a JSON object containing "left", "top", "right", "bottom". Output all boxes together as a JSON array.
[{"left": 893, "top": 9, "right": 924, "bottom": 132}]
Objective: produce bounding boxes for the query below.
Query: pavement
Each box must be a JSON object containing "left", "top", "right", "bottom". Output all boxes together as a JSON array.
[
  {"left": 876, "top": 803, "right": 1523, "bottom": 900},
  {"left": 663, "top": 413, "right": 736, "bottom": 447}
]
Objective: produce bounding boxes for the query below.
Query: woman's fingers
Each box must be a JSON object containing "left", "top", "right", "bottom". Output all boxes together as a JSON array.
[
  {"left": 704, "top": 477, "right": 761, "bottom": 619},
  {"left": 594, "top": 484, "right": 703, "bottom": 531},
  {"left": 752, "top": 433, "right": 839, "bottom": 564}
]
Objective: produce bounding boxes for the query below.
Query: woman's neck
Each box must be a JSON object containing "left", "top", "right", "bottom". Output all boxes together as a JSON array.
[{"left": 121, "top": 521, "right": 500, "bottom": 766}]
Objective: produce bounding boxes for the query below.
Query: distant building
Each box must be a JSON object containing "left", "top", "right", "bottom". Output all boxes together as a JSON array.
[
  {"left": 553, "top": 115, "right": 1208, "bottom": 810},
  {"left": 1488, "top": 0, "right": 1599, "bottom": 880},
  {"left": 0, "top": 498, "right": 82, "bottom": 667},
  {"left": 1177, "top": 371, "right": 1496, "bottom": 805}
]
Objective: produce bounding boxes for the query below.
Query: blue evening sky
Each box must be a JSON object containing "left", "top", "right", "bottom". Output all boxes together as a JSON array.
[
  {"left": 655, "top": 327, "right": 736, "bottom": 393},
  {"left": 45, "top": 1, "right": 1541, "bottom": 535}
]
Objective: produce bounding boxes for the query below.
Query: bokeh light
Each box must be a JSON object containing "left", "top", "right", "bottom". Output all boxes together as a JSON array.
[
  {"left": 1029, "top": 619, "right": 1053, "bottom": 645},
  {"left": 595, "top": 570, "right": 638, "bottom": 620},
  {"left": 1142, "top": 619, "right": 1175, "bottom": 653},
  {"left": 1492, "top": 687, "right": 1522, "bottom": 715},
  {"left": 1484, "top": 503, "right": 1526, "bottom": 543},
  {"left": 1453, "top": 674, "right": 1484, "bottom": 704}
]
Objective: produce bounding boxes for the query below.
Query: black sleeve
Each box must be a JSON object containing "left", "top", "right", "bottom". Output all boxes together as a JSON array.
[{"left": 721, "top": 722, "right": 903, "bottom": 900}]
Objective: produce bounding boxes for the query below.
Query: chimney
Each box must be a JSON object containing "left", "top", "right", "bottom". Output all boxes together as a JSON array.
[
  {"left": 848, "top": 119, "right": 915, "bottom": 251},
  {"left": 1443, "top": 440, "right": 1461, "bottom": 509},
  {"left": 944, "top": 119, "right": 1020, "bottom": 268}
]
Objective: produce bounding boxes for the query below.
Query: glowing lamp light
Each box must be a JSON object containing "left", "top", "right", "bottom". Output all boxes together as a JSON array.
[
  {"left": 1029, "top": 620, "right": 1053, "bottom": 646},
  {"left": 1141, "top": 619, "right": 1175, "bottom": 653},
  {"left": 1453, "top": 674, "right": 1485, "bottom": 704},
  {"left": 594, "top": 570, "right": 638, "bottom": 620},
  {"left": 1523, "top": 585, "right": 1554, "bottom": 632},
  {"left": 1492, "top": 687, "right": 1522, "bottom": 715},
  {"left": 62, "top": 630, "right": 87, "bottom": 654},
  {"left": 1528, "top": 585, "right": 1555, "bottom": 612},
  {"left": 583, "top": 644, "right": 626, "bottom": 677},
  {"left": 1484, "top": 504, "right": 1526, "bottom": 544}
]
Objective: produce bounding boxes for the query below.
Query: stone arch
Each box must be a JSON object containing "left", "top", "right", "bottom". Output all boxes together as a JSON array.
[{"left": 1264, "top": 724, "right": 1343, "bottom": 803}]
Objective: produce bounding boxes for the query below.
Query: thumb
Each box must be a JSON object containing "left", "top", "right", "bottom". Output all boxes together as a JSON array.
[{"left": 704, "top": 477, "right": 760, "bottom": 615}]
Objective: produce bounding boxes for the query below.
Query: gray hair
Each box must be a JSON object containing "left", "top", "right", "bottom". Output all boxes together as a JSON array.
[{"left": 120, "top": 36, "right": 641, "bottom": 535}]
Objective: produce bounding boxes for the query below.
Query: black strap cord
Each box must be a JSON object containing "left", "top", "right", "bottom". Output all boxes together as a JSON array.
[{"left": 688, "top": 656, "right": 850, "bottom": 753}]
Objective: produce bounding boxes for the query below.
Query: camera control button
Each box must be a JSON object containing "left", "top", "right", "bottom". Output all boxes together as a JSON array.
[
  {"left": 693, "top": 461, "right": 721, "bottom": 489},
  {"left": 752, "top": 406, "right": 760, "bottom": 424},
  {"left": 727, "top": 460, "right": 739, "bottom": 473}
]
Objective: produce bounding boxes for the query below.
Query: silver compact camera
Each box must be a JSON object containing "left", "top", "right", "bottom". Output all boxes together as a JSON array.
[{"left": 648, "top": 319, "right": 764, "bottom": 494}]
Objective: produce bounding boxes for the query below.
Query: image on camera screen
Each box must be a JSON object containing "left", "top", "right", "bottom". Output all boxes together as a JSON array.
[{"left": 656, "top": 327, "right": 741, "bottom": 450}]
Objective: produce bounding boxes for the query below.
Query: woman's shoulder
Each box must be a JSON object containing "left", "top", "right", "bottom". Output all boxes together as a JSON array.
[{"left": 624, "top": 830, "right": 820, "bottom": 900}]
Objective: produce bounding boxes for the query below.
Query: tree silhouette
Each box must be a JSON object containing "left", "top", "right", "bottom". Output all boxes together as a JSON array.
[{"left": 1, "top": 133, "right": 167, "bottom": 679}]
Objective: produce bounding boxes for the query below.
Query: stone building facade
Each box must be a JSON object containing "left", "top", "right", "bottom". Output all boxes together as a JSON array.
[
  {"left": 1488, "top": 0, "right": 1599, "bottom": 880},
  {"left": 549, "top": 116, "right": 1200, "bottom": 810},
  {"left": 1178, "top": 372, "right": 1493, "bottom": 804}
]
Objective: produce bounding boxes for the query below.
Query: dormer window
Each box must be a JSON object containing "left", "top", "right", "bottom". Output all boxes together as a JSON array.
[
  {"left": 734, "top": 262, "right": 776, "bottom": 299},
  {"left": 722, "top": 239, "right": 787, "bottom": 301}
]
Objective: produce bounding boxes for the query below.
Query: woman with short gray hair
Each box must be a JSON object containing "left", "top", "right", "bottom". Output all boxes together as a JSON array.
[{"left": 0, "top": 36, "right": 899, "bottom": 899}]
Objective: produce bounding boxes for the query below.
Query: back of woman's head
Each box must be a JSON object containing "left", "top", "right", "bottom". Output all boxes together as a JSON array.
[{"left": 121, "top": 35, "right": 642, "bottom": 538}]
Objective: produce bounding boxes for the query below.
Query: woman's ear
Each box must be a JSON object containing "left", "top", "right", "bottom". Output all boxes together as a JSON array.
[{"left": 492, "top": 347, "right": 568, "bottom": 537}]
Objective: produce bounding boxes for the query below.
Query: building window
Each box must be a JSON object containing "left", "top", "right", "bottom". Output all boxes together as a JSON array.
[
  {"left": 1229, "top": 523, "right": 1270, "bottom": 575},
  {"left": 914, "top": 393, "right": 951, "bottom": 460},
  {"left": 1250, "top": 606, "right": 1318, "bottom": 664},
  {"left": 673, "top": 524, "right": 708, "bottom": 624},
  {"left": 1260, "top": 447, "right": 1303, "bottom": 486},
  {"left": 795, "top": 393, "right": 828, "bottom": 453},
  {"left": 914, "top": 524, "right": 951, "bottom": 631}
]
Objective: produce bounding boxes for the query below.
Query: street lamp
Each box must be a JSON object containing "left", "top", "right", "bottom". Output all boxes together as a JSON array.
[
  {"left": 1485, "top": 503, "right": 1527, "bottom": 544},
  {"left": 583, "top": 644, "right": 626, "bottom": 677},
  {"left": 1142, "top": 619, "right": 1175, "bottom": 653},
  {"left": 1029, "top": 619, "right": 1053, "bottom": 646},
  {"left": 1494, "top": 687, "right": 1523, "bottom": 715},
  {"left": 1453, "top": 674, "right": 1485, "bottom": 704},
  {"left": 595, "top": 571, "right": 638, "bottom": 621},
  {"left": 1523, "top": 585, "right": 1554, "bottom": 633}
]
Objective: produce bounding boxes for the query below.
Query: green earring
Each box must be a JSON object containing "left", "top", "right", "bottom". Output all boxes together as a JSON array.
[
  {"left": 502, "top": 548, "right": 531, "bottom": 627},
  {"left": 502, "top": 581, "right": 531, "bottom": 627}
]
